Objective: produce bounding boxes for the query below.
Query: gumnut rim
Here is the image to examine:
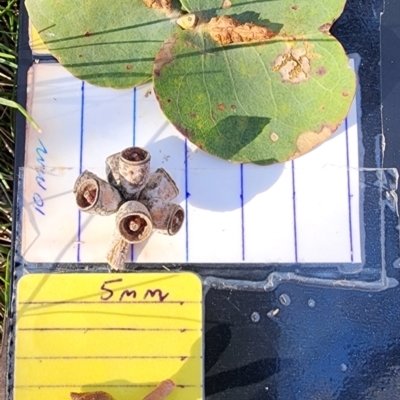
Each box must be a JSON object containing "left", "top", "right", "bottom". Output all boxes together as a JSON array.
[
  {"left": 120, "top": 147, "right": 150, "bottom": 165},
  {"left": 117, "top": 200, "right": 153, "bottom": 244}
]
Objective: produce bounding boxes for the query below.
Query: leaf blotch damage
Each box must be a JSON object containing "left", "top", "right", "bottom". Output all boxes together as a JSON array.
[
  {"left": 154, "top": 35, "right": 177, "bottom": 77},
  {"left": 292, "top": 125, "right": 336, "bottom": 158},
  {"left": 318, "top": 23, "right": 332, "bottom": 33},
  {"left": 206, "top": 16, "right": 276, "bottom": 46},
  {"left": 217, "top": 103, "right": 226, "bottom": 111},
  {"left": 273, "top": 47, "right": 311, "bottom": 84},
  {"left": 142, "top": 0, "right": 172, "bottom": 11},
  {"left": 222, "top": 0, "right": 232, "bottom": 9},
  {"left": 175, "top": 124, "right": 195, "bottom": 140},
  {"left": 270, "top": 132, "right": 279, "bottom": 142}
]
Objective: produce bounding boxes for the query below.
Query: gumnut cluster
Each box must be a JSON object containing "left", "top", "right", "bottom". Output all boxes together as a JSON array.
[{"left": 73, "top": 147, "right": 184, "bottom": 270}]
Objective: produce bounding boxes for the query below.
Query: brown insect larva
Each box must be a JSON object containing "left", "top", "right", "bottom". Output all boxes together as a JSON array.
[
  {"left": 70, "top": 392, "right": 114, "bottom": 400},
  {"left": 70, "top": 379, "right": 175, "bottom": 400}
]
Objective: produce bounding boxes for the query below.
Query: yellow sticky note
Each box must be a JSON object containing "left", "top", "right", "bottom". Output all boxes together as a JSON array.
[
  {"left": 29, "top": 22, "right": 49, "bottom": 54},
  {"left": 14, "top": 273, "right": 203, "bottom": 400}
]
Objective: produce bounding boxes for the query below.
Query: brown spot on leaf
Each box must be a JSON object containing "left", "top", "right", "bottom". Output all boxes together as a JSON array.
[
  {"left": 321, "top": 105, "right": 326, "bottom": 110},
  {"left": 316, "top": 66, "right": 326, "bottom": 76},
  {"left": 318, "top": 23, "right": 332, "bottom": 33},
  {"left": 273, "top": 47, "right": 311, "bottom": 83},
  {"left": 222, "top": 0, "right": 232, "bottom": 9},
  {"left": 270, "top": 132, "right": 279, "bottom": 142},
  {"left": 206, "top": 16, "right": 276, "bottom": 46},
  {"left": 126, "top": 64, "right": 133, "bottom": 70},
  {"left": 291, "top": 5, "right": 299, "bottom": 10},
  {"left": 342, "top": 91, "right": 349, "bottom": 97},
  {"left": 175, "top": 124, "right": 194, "bottom": 140},
  {"left": 231, "top": 105, "right": 237, "bottom": 110},
  {"left": 291, "top": 125, "right": 337, "bottom": 159},
  {"left": 217, "top": 103, "right": 226, "bottom": 111},
  {"left": 84, "top": 31, "right": 91, "bottom": 37},
  {"left": 141, "top": 0, "right": 172, "bottom": 12},
  {"left": 167, "top": 98, "right": 172, "bottom": 103},
  {"left": 189, "top": 112, "right": 198, "bottom": 119},
  {"left": 78, "top": 54, "right": 83, "bottom": 58},
  {"left": 154, "top": 35, "right": 177, "bottom": 77}
]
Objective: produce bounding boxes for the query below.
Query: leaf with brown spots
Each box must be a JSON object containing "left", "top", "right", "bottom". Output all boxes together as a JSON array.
[
  {"left": 180, "top": 0, "right": 347, "bottom": 36},
  {"left": 154, "top": 30, "right": 356, "bottom": 164},
  {"left": 25, "top": 0, "right": 180, "bottom": 88},
  {"left": 26, "top": 0, "right": 356, "bottom": 165}
]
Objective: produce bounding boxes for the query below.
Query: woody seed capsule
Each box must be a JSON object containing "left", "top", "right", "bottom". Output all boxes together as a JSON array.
[
  {"left": 118, "top": 147, "right": 150, "bottom": 199},
  {"left": 144, "top": 198, "right": 184, "bottom": 236},
  {"left": 116, "top": 200, "right": 153, "bottom": 244},
  {"left": 139, "top": 168, "right": 179, "bottom": 202},
  {"left": 105, "top": 152, "right": 120, "bottom": 188},
  {"left": 74, "top": 170, "right": 122, "bottom": 216}
]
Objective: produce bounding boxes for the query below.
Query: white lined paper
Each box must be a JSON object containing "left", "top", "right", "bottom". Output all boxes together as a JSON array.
[{"left": 22, "top": 61, "right": 361, "bottom": 264}]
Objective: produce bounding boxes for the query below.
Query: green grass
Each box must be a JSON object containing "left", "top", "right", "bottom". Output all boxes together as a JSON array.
[{"left": 0, "top": 0, "right": 19, "bottom": 336}]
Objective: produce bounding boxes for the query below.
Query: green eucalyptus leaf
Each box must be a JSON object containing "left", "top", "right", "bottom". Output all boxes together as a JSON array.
[
  {"left": 25, "top": 0, "right": 180, "bottom": 88},
  {"left": 153, "top": 31, "right": 356, "bottom": 164},
  {"left": 179, "top": 0, "right": 346, "bottom": 35}
]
